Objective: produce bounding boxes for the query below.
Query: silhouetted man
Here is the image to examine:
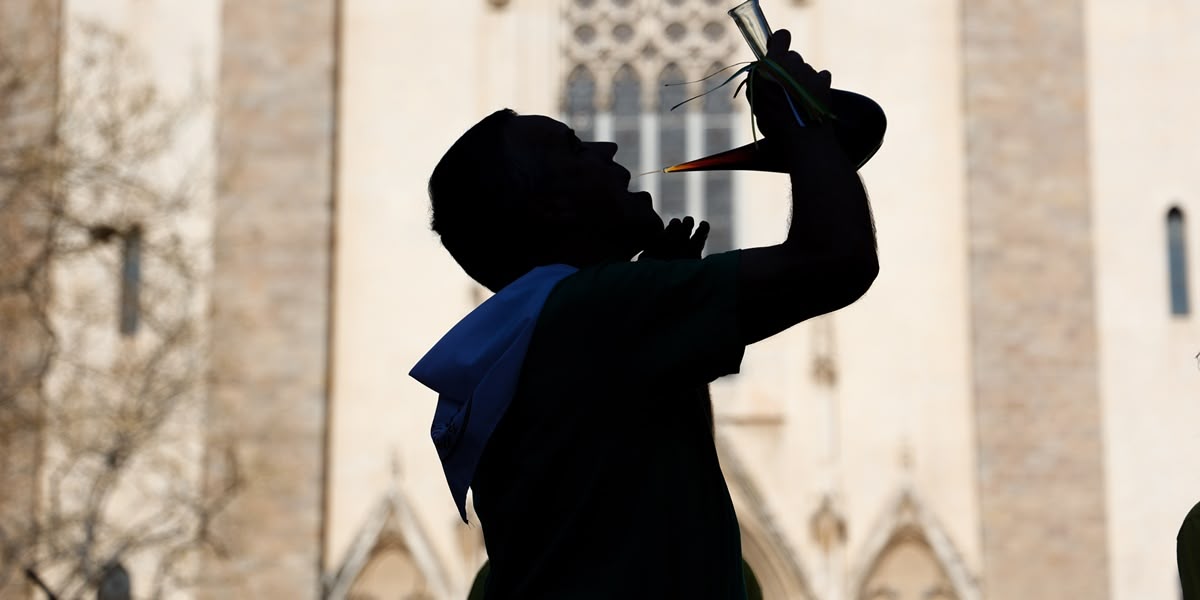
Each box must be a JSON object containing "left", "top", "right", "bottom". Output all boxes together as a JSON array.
[{"left": 411, "top": 31, "right": 879, "bottom": 599}]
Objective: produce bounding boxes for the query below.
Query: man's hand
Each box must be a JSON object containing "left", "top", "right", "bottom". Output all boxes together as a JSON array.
[
  {"left": 640, "top": 216, "right": 710, "bottom": 261},
  {"left": 735, "top": 33, "right": 877, "bottom": 346},
  {"left": 747, "top": 29, "right": 833, "bottom": 142}
]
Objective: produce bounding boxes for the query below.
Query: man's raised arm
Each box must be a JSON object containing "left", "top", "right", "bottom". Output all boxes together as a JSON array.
[{"left": 737, "top": 29, "right": 879, "bottom": 346}]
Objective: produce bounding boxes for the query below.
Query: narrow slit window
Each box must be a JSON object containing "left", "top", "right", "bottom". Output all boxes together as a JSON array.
[
  {"left": 120, "top": 225, "right": 142, "bottom": 335},
  {"left": 1168, "top": 207, "right": 1190, "bottom": 316}
]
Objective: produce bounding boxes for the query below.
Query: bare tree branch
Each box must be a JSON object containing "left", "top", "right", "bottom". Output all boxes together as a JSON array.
[{"left": 1, "top": 18, "right": 238, "bottom": 600}]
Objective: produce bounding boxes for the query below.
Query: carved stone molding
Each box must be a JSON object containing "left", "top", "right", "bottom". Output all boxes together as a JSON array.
[
  {"left": 809, "top": 494, "right": 847, "bottom": 553},
  {"left": 850, "top": 488, "right": 980, "bottom": 600},
  {"left": 715, "top": 433, "right": 817, "bottom": 600},
  {"left": 562, "top": 0, "right": 742, "bottom": 111},
  {"left": 325, "top": 486, "right": 454, "bottom": 600}
]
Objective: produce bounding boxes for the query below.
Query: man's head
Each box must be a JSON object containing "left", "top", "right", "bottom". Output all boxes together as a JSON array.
[{"left": 430, "top": 109, "right": 663, "bottom": 292}]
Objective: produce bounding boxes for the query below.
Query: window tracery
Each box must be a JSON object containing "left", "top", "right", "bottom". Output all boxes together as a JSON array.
[{"left": 563, "top": 0, "right": 744, "bottom": 253}]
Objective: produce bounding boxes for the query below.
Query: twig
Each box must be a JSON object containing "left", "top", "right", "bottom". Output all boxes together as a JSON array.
[{"left": 24, "top": 567, "right": 59, "bottom": 600}]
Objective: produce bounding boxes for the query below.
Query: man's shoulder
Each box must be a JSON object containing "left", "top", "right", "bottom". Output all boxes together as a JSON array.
[
  {"left": 548, "top": 252, "right": 741, "bottom": 304},
  {"left": 532, "top": 251, "right": 742, "bottom": 349},
  {"left": 1183, "top": 500, "right": 1200, "bottom": 539}
]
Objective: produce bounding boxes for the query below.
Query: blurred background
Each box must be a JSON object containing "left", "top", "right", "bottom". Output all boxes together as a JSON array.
[{"left": 1, "top": 0, "right": 1198, "bottom": 598}]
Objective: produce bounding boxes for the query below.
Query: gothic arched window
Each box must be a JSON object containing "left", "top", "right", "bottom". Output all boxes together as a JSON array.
[
  {"left": 566, "top": 65, "right": 597, "bottom": 142},
  {"left": 703, "top": 61, "right": 735, "bottom": 253},
  {"left": 563, "top": 0, "right": 743, "bottom": 255},
  {"left": 658, "top": 63, "right": 688, "bottom": 221},
  {"left": 612, "top": 64, "right": 642, "bottom": 174},
  {"left": 1168, "top": 206, "right": 1190, "bottom": 316}
]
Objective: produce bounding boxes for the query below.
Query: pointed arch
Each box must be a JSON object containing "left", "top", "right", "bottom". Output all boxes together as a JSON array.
[
  {"left": 326, "top": 489, "right": 454, "bottom": 600},
  {"left": 715, "top": 435, "right": 817, "bottom": 600},
  {"left": 1167, "top": 206, "right": 1190, "bottom": 316},
  {"left": 851, "top": 489, "right": 979, "bottom": 600}
]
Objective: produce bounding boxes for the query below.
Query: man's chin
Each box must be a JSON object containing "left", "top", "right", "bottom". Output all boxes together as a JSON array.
[
  {"left": 610, "top": 190, "right": 662, "bottom": 259},
  {"left": 638, "top": 204, "right": 665, "bottom": 243},
  {"left": 629, "top": 221, "right": 667, "bottom": 260},
  {"left": 630, "top": 189, "right": 661, "bottom": 222},
  {"left": 625, "top": 188, "right": 652, "bottom": 207}
]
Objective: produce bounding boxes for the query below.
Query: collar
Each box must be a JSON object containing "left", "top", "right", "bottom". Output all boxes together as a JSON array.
[{"left": 409, "top": 264, "right": 577, "bottom": 522}]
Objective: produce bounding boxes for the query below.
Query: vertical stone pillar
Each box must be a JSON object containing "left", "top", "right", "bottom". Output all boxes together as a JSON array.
[
  {"left": 202, "top": 1, "right": 337, "bottom": 597},
  {"left": 0, "top": 1, "right": 60, "bottom": 597},
  {"left": 961, "top": 1, "right": 1110, "bottom": 598}
]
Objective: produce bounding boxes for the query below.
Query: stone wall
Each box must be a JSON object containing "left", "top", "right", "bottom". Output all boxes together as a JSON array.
[
  {"left": 201, "top": 1, "right": 338, "bottom": 597},
  {"left": 961, "top": 0, "right": 1111, "bottom": 597}
]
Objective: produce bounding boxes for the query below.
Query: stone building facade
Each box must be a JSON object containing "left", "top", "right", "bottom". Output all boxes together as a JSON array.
[{"left": 3, "top": 0, "right": 1199, "bottom": 599}]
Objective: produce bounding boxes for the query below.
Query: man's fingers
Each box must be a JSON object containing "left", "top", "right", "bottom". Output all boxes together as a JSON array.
[
  {"left": 693, "top": 221, "right": 710, "bottom": 250},
  {"left": 819, "top": 70, "right": 832, "bottom": 89},
  {"left": 642, "top": 215, "right": 707, "bottom": 260},
  {"left": 766, "top": 29, "right": 791, "bottom": 58},
  {"left": 664, "top": 218, "right": 682, "bottom": 238}
]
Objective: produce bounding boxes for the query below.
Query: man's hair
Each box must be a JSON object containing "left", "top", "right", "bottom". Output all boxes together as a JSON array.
[{"left": 429, "top": 108, "right": 543, "bottom": 292}]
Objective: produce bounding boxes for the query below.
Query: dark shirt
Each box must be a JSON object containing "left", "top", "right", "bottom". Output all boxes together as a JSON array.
[
  {"left": 472, "top": 252, "right": 748, "bottom": 599},
  {"left": 1182, "top": 500, "right": 1200, "bottom": 599}
]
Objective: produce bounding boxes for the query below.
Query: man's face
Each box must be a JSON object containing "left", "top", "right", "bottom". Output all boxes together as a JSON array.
[{"left": 505, "top": 115, "right": 663, "bottom": 262}]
